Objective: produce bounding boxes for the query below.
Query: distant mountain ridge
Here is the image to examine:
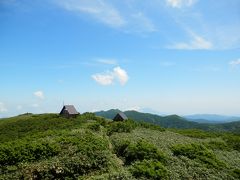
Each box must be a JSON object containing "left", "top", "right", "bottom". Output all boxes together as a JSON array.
[
  {"left": 95, "top": 109, "right": 240, "bottom": 134},
  {"left": 184, "top": 114, "right": 240, "bottom": 123}
]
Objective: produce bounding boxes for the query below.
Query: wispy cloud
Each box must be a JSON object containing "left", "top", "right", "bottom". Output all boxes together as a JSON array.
[
  {"left": 4, "top": 0, "right": 240, "bottom": 49},
  {"left": 0, "top": 102, "right": 8, "bottom": 112},
  {"left": 165, "top": 0, "right": 240, "bottom": 50},
  {"left": 168, "top": 32, "right": 212, "bottom": 50},
  {"left": 34, "top": 91, "right": 45, "bottom": 99},
  {"left": 160, "top": 61, "right": 176, "bottom": 67},
  {"left": 229, "top": 58, "right": 240, "bottom": 68},
  {"left": 92, "top": 66, "right": 129, "bottom": 86},
  {"left": 55, "top": 0, "right": 125, "bottom": 28},
  {"left": 54, "top": 0, "right": 157, "bottom": 33},
  {"left": 129, "top": 12, "right": 157, "bottom": 33},
  {"left": 191, "top": 66, "right": 221, "bottom": 72},
  {"left": 166, "top": 0, "right": 197, "bottom": 8},
  {"left": 96, "top": 58, "right": 118, "bottom": 65}
]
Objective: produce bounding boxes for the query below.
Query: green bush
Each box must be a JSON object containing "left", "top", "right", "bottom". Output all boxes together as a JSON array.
[
  {"left": 130, "top": 160, "right": 168, "bottom": 179},
  {"left": 20, "top": 131, "right": 114, "bottom": 179},
  {"left": 172, "top": 129, "right": 219, "bottom": 139},
  {"left": 81, "top": 112, "right": 98, "bottom": 120},
  {"left": 20, "top": 152, "right": 112, "bottom": 179},
  {"left": 112, "top": 139, "right": 131, "bottom": 158},
  {"left": 0, "top": 113, "right": 88, "bottom": 143},
  {"left": 57, "top": 131, "right": 109, "bottom": 153},
  {"left": 232, "top": 169, "right": 240, "bottom": 179},
  {"left": 96, "top": 117, "right": 108, "bottom": 127},
  {"left": 107, "top": 120, "right": 137, "bottom": 136},
  {"left": 98, "top": 170, "right": 134, "bottom": 180},
  {"left": 223, "top": 134, "right": 240, "bottom": 152},
  {"left": 0, "top": 140, "right": 60, "bottom": 166},
  {"left": 88, "top": 123, "right": 101, "bottom": 131},
  {"left": 138, "top": 122, "right": 165, "bottom": 132},
  {"left": 112, "top": 139, "right": 167, "bottom": 165},
  {"left": 123, "top": 140, "right": 166, "bottom": 165},
  {"left": 171, "top": 143, "right": 225, "bottom": 168},
  {"left": 204, "top": 140, "right": 230, "bottom": 151}
]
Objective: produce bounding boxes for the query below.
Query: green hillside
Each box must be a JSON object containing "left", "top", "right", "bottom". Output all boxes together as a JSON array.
[
  {"left": 95, "top": 109, "right": 240, "bottom": 133},
  {"left": 0, "top": 113, "right": 240, "bottom": 179}
]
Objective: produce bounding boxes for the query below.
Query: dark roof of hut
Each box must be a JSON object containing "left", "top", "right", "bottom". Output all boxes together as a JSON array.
[
  {"left": 114, "top": 112, "right": 128, "bottom": 120},
  {"left": 60, "top": 105, "right": 79, "bottom": 115}
]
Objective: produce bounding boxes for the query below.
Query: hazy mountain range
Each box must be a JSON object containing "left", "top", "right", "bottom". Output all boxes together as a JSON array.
[
  {"left": 125, "top": 108, "right": 240, "bottom": 124},
  {"left": 184, "top": 114, "right": 240, "bottom": 124},
  {"left": 95, "top": 109, "right": 240, "bottom": 134}
]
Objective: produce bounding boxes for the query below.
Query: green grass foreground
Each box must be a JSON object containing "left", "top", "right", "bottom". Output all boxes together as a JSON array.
[{"left": 0, "top": 113, "right": 239, "bottom": 179}]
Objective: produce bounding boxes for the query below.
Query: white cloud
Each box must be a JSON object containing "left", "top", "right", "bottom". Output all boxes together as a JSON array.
[
  {"left": 0, "top": 102, "right": 7, "bottom": 112},
  {"left": 92, "top": 66, "right": 129, "bottom": 86},
  {"left": 96, "top": 58, "right": 118, "bottom": 65},
  {"left": 229, "top": 59, "right": 240, "bottom": 67},
  {"left": 125, "top": 106, "right": 141, "bottom": 111},
  {"left": 113, "top": 66, "right": 129, "bottom": 85},
  {"left": 168, "top": 33, "right": 212, "bottom": 50},
  {"left": 92, "top": 73, "right": 115, "bottom": 85},
  {"left": 34, "top": 91, "right": 44, "bottom": 99},
  {"left": 166, "top": 0, "right": 197, "bottom": 8},
  {"left": 55, "top": 0, "right": 125, "bottom": 28}
]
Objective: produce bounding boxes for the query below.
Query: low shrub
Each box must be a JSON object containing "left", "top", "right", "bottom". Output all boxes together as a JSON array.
[
  {"left": 107, "top": 120, "right": 137, "bottom": 136},
  {"left": 88, "top": 123, "right": 101, "bottom": 131},
  {"left": 20, "top": 152, "right": 112, "bottom": 179},
  {"left": 20, "top": 131, "right": 114, "bottom": 179},
  {"left": 81, "top": 112, "right": 98, "bottom": 121},
  {"left": 114, "top": 140, "right": 167, "bottom": 165},
  {"left": 112, "top": 139, "right": 130, "bottom": 158},
  {"left": 0, "top": 114, "right": 88, "bottom": 143},
  {"left": 57, "top": 131, "right": 109, "bottom": 153},
  {"left": 222, "top": 134, "right": 240, "bottom": 152},
  {"left": 204, "top": 140, "right": 230, "bottom": 151},
  {"left": 124, "top": 140, "right": 167, "bottom": 165},
  {"left": 130, "top": 160, "right": 168, "bottom": 179},
  {"left": 105, "top": 171, "right": 134, "bottom": 180},
  {"left": 138, "top": 122, "right": 165, "bottom": 132},
  {"left": 171, "top": 143, "right": 225, "bottom": 168},
  {"left": 232, "top": 169, "right": 240, "bottom": 179},
  {"left": 96, "top": 117, "right": 108, "bottom": 127},
  {"left": 0, "top": 140, "right": 60, "bottom": 166},
  {"left": 171, "top": 129, "right": 219, "bottom": 139}
]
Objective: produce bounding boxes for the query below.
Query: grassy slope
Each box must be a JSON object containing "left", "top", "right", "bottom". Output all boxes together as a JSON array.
[{"left": 0, "top": 113, "right": 240, "bottom": 179}]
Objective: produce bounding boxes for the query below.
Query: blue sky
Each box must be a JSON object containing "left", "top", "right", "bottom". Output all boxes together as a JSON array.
[{"left": 0, "top": 0, "right": 240, "bottom": 117}]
